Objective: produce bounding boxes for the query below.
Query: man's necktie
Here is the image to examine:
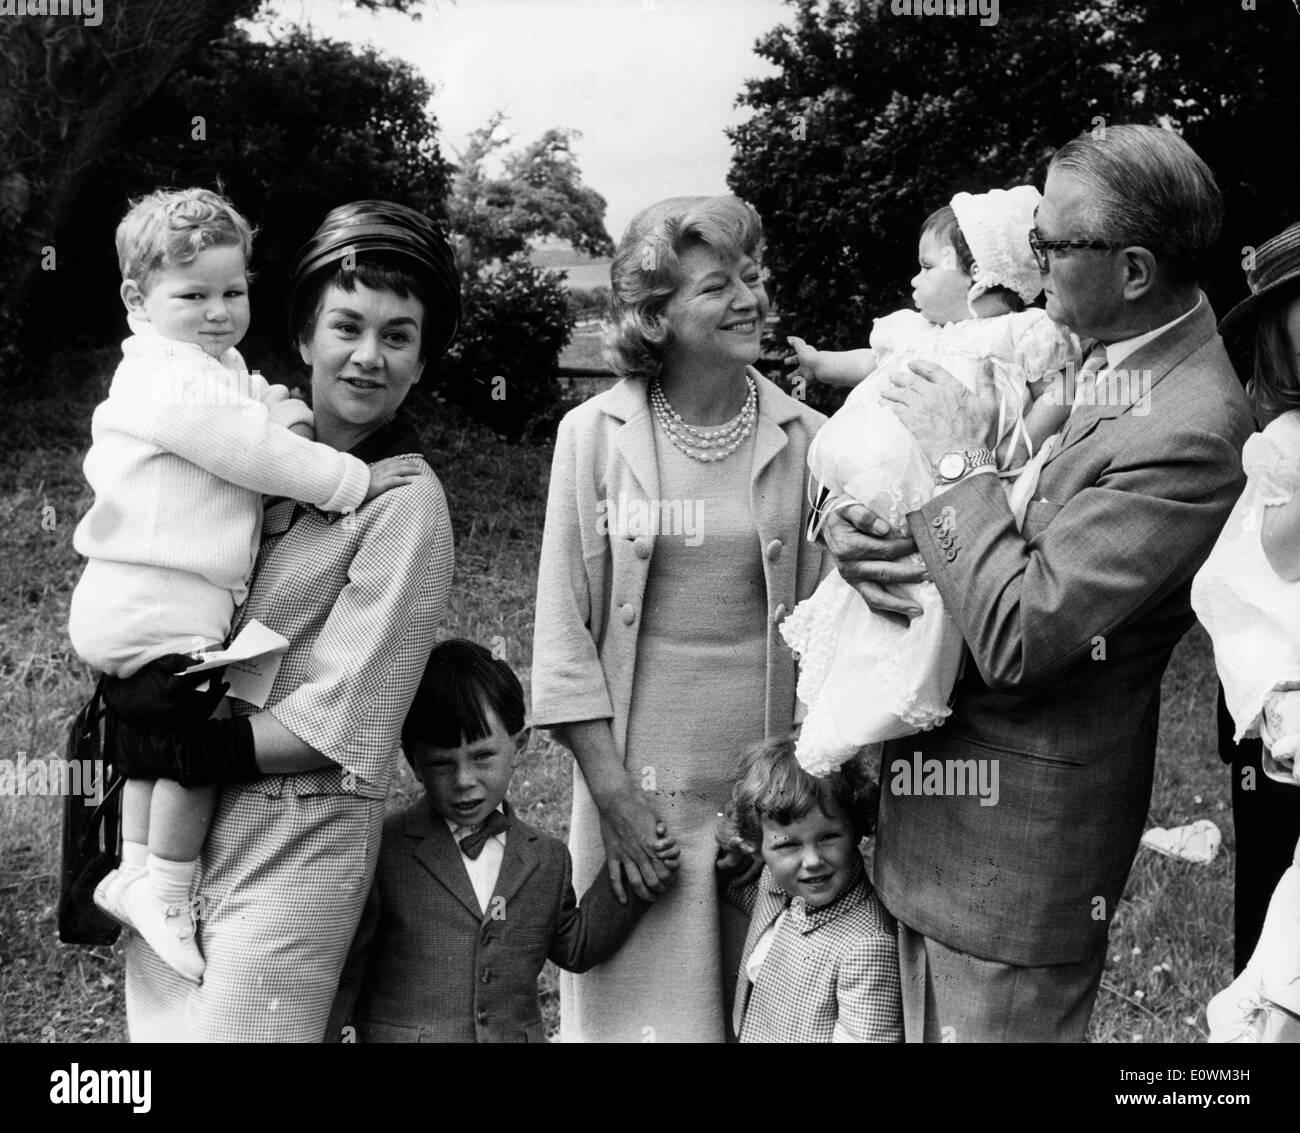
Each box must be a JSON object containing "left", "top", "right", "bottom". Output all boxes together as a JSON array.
[
  {"left": 458, "top": 809, "right": 510, "bottom": 859},
  {"left": 1072, "top": 341, "right": 1109, "bottom": 411},
  {"left": 1056, "top": 341, "right": 1109, "bottom": 451}
]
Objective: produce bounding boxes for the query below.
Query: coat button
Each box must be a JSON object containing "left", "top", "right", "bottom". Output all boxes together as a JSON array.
[
  {"left": 765, "top": 539, "right": 783, "bottom": 562},
  {"left": 939, "top": 536, "right": 953, "bottom": 549},
  {"left": 476, "top": 1009, "right": 488, "bottom": 1024},
  {"left": 620, "top": 603, "right": 636, "bottom": 625},
  {"left": 634, "top": 537, "right": 652, "bottom": 560},
  {"left": 481, "top": 968, "right": 492, "bottom": 984},
  {"left": 772, "top": 603, "right": 788, "bottom": 625},
  {"left": 945, "top": 549, "right": 958, "bottom": 562},
  {"left": 930, "top": 516, "right": 945, "bottom": 528}
]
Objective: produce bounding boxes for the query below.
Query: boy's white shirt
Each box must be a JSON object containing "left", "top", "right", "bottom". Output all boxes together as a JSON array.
[
  {"left": 446, "top": 806, "right": 507, "bottom": 914},
  {"left": 744, "top": 909, "right": 786, "bottom": 981}
]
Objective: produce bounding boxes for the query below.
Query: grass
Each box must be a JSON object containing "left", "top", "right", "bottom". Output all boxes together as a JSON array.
[
  {"left": 0, "top": 352, "right": 567, "bottom": 1042},
  {"left": 0, "top": 348, "right": 1236, "bottom": 1043}
]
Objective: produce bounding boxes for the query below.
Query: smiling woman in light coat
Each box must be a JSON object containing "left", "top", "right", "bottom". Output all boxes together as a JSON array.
[{"left": 531, "top": 195, "right": 828, "bottom": 1042}]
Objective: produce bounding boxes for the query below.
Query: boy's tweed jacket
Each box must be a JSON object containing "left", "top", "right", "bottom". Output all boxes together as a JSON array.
[
  {"left": 331, "top": 801, "right": 646, "bottom": 1043},
  {"left": 731, "top": 860, "right": 903, "bottom": 1043}
]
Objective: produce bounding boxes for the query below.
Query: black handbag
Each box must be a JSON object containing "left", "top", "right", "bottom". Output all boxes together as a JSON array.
[{"left": 57, "top": 677, "right": 126, "bottom": 946}]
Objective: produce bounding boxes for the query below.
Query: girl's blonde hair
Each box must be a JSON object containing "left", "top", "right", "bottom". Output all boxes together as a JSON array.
[
  {"left": 604, "top": 195, "right": 763, "bottom": 381},
  {"left": 115, "top": 187, "right": 255, "bottom": 290},
  {"left": 729, "top": 735, "right": 877, "bottom": 850}
]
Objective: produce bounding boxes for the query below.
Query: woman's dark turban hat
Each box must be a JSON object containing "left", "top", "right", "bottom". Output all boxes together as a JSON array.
[{"left": 289, "top": 200, "right": 461, "bottom": 358}]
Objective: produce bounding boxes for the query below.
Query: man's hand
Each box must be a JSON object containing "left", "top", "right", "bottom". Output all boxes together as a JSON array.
[
  {"left": 881, "top": 358, "right": 1000, "bottom": 467},
  {"left": 822, "top": 503, "right": 928, "bottom": 619}
]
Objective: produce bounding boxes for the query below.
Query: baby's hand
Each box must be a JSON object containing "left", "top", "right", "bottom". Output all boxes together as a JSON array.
[
  {"left": 266, "top": 383, "right": 315, "bottom": 433},
  {"left": 786, "top": 335, "right": 820, "bottom": 382},
  {"left": 363, "top": 455, "right": 424, "bottom": 503}
]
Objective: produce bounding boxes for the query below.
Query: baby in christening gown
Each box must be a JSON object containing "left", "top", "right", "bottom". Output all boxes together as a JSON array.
[{"left": 782, "top": 186, "right": 1080, "bottom": 774}]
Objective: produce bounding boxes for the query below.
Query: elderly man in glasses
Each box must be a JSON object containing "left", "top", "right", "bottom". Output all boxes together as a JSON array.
[{"left": 823, "top": 124, "right": 1252, "bottom": 1042}]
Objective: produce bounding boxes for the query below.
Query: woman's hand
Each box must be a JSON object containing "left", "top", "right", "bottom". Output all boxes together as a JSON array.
[
  {"left": 596, "top": 785, "right": 678, "bottom": 904},
  {"left": 111, "top": 715, "right": 259, "bottom": 786},
  {"left": 363, "top": 456, "right": 424, "bottom": 503},
  {"left": 550, "top": 719, "right": 678, "bottom": 903},
  {"left": 822, "top": 502, "right": 928, "bottom": 620},
  {"left": 102, "top": 654, "right": 230, "bottom": 727}
]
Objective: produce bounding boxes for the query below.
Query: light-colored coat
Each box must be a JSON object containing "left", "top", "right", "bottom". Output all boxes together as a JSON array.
[{"left": 531, "top": 368, "right": 829, "bottom": 751}]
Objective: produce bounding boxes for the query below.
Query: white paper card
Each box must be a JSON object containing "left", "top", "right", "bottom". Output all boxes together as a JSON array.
[{"left": 183, "top": 619, "right": 290, "bottom": 709}]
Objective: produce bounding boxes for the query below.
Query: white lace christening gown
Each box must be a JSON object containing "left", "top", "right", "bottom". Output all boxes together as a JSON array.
[
  {"left": 1192, "top": 409, "right": 1300, "bottom": 772},
  {"left": 781, "top": 308, "right": 1076, "bottom": 774}
]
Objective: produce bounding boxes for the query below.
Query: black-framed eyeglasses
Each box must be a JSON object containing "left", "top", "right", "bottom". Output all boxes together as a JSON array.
[{"left": 1027, "top": 226, "right": 1125, "bottom": 272}]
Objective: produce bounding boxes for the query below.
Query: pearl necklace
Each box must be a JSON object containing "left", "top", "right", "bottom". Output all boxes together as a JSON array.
[{"left": 650, "top": 375, "right": 757, "bottom": 463}]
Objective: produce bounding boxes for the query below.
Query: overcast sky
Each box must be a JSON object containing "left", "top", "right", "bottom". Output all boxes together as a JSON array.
[{"left": 277, "top": 0, "right": 789, "bottom": 244}]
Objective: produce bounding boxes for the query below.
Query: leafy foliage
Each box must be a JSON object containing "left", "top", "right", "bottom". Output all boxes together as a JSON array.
[
  {"left": 0, "top": 0, "right": 427, "bottom": 387},
  {"left": 729, "top": 0, "right": 1300, "bottom": 400},
  {"left": 447, "top": 113, "right": 615, "bottom": 270},
  {"left": 438, "top": 258, "right": 574, "bottom": 442},
  {"left": 444, "top": 114, "right": 614, "bottom": 438},
  {"left": 42, "top": 26, "right": 451, "bottom": 374}
]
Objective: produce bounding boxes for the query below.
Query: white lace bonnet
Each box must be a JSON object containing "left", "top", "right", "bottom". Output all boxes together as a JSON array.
[{"left": 949, "top": 185, "right": 1043, "bottom": 306}]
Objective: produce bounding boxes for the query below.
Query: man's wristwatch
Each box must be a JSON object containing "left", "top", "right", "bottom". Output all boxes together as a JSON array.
[{"left": 935, "top": 448, "right": 996, "bottom": 484}]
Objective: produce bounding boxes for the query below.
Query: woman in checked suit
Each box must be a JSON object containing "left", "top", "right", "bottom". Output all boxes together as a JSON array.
[{"left": 113, "top": 200, "right": 458, "bottom": 1040}]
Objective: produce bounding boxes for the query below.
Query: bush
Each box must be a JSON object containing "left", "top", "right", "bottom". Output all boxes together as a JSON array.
[
  {"left": 728, "top": 0, "right": 1300, "bottom": 358},
  {"left": 38, "top": 26, "right": 451, "bottom": 375},
  {"left": 434, "top": 257, "right": 573, "bottom": 442}
]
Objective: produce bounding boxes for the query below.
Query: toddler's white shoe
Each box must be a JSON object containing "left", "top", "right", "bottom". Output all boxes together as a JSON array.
[
  {"left": 92, "top": 865, "right": 145, "bottom": 931},
  {"left": 119, "top": 876, "right": 205, "bottom": 985}
]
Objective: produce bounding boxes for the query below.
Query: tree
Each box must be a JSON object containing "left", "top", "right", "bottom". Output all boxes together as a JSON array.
[
  {"left": 47, "top": 25, "right": 451, "bottom": 371},
  {"left": 0, "top": 0, "right": 424, "bottom": 385},
  {"left": 446, "top": 112, "right": 614, "bottom": 271},
  {"left": 436, "top": 114, "right": 614, "bottom": 440},
  {"left": 728, "top": 0, "right": 1300, "bottom": 401},
  {"left": 442, "top": 258, "right": 574, "bottom": 442}
]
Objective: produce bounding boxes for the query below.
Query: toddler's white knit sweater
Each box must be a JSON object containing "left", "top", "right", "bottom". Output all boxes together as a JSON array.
[{"left": 69, "top": 320, "right": 369, "bottom": 672}]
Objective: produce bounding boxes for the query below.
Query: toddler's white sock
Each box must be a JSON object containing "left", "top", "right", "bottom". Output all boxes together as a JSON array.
[
  {"left": 121, "top": 840, "right": 148, "bottom": 871},
  {"left": 146, "top": 854, "right": 197, "bottom": 908}
]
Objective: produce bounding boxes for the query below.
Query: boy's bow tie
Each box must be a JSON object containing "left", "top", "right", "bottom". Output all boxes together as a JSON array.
[{"left": 457, "top": 810, "right": 509, "bottom": 859}]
